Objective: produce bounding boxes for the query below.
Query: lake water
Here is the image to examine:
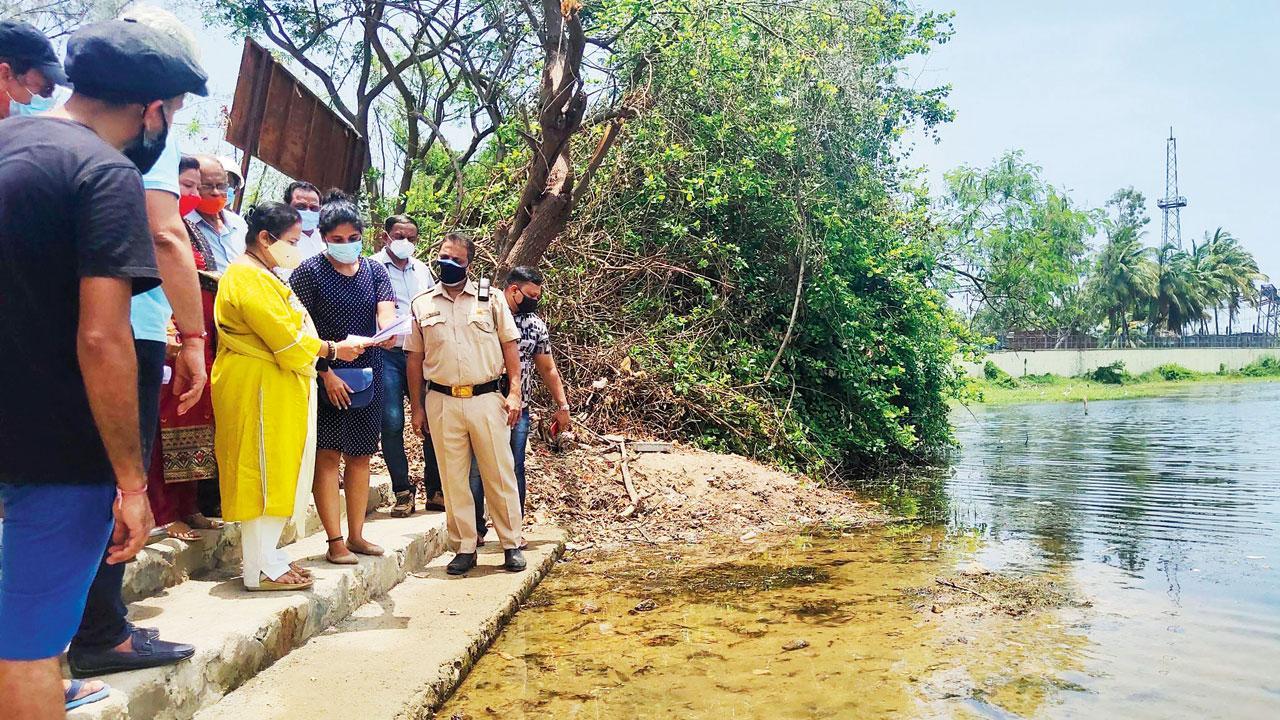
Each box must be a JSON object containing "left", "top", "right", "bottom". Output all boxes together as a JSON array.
[{"left": 441, "top": 383, "right": 1280, "bottom": 719}]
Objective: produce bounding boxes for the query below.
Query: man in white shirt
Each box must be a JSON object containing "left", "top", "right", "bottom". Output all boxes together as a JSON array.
[
  {"left": 184, "top": 154, "right": 246, "bottom": 271},
  {"left": 370, "top": 215, "right": 438, "bottom": 517},
  {"left": 284, "top": 180, "right": 327, "bottom": 259}
]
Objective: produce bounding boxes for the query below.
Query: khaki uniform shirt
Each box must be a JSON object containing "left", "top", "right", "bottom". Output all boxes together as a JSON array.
[{"left": 405, "top": 279, "right": 520, "bottom": 387}]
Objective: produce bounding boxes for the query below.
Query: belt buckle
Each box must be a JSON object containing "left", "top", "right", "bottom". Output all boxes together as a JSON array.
[{"left": 452, "top": 385, "right": 473, "bottom": 398}]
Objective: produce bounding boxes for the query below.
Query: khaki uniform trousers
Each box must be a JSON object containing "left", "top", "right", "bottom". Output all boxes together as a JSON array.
[{"left": 425, "top": 390, "right": 523, "bottom": 552}]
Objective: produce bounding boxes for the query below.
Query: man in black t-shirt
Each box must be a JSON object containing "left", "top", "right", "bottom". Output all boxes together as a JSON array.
[{"left": 0, "top": 20, "right": 207, "bottom": 718}]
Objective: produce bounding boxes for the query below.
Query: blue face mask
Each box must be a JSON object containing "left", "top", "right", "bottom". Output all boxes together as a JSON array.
[
  {"left": 298, "top": 209, "right": 320, "bottom": 233},
  {"left": 326, "top": 241, "right": 362, "bottom": 264},
  {"left": 9, "top": 93, "right": 56, "bottom": 117},
  {"left": 225, "top": 187, "right": 237, "bottom": 208}
]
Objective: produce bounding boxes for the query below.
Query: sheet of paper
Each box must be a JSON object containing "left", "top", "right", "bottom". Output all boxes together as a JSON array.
[{"left": 350, "top": 315, "right": 415, "bottom": 346}]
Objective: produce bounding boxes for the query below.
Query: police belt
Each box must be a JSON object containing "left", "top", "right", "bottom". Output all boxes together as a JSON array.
[{"left": 428, "top": 377, "right": 505, "bottom": 399}]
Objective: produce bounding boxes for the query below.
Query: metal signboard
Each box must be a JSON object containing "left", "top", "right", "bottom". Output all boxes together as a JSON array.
[{"left": 225, "top": 38, "right": 366, "bottom": 202}]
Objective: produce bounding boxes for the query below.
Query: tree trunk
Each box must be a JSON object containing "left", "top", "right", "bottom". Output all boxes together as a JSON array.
[{"left": 495, "top": 0, "right": 589, "bottom": 280}]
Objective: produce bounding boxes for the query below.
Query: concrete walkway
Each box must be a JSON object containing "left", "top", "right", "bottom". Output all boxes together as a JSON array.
[
  {"left": 194, "top": 529, "right": 565, "bottom": 720},
  {"left": 70, "top": 509, "right": 451, "bottom": 720}
]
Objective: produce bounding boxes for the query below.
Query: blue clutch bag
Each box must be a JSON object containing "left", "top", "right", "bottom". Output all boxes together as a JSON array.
[{"left": 320, "top": 367, "right": 375, "bottom": 410}]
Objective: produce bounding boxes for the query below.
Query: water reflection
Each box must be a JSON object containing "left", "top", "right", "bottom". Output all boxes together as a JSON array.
[{"left": 444, "top": 383, "right": 1280, "bottom": 719}]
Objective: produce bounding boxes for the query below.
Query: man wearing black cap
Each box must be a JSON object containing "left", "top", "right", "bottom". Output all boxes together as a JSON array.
[
  {"left": 0, "top": 20, "right": 70, "bottom": 120},
  {"left": 0, "top": 19, "right": 207, "bottom": 719},
  {"left": 61, "top": 6, "right": 211, "bottom": 682}
]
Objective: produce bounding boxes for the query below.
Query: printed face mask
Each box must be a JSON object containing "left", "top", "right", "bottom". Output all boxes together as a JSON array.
[
  {"left": 326, "top": 241, "right": 362, "bottom": 264},
  {"left": 298, "top": 209, "right": 320, "bottom": 233},
  {"left": 389, "top": 238, "right": 415, "bottom": 260}
]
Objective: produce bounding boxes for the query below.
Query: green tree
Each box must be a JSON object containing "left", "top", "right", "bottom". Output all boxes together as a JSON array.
[
  {"left": 940, "top": 151, "right": 1096, "bottom": 337},
  {"left": 1089, "top": 225, "right": 1157, "bottom": 345},
  {"left": 548, "top": 0, "right": 966, "bottom": 472},
  {"left": 1088, "top": 187, "right": 1157, "bottom": 345}
]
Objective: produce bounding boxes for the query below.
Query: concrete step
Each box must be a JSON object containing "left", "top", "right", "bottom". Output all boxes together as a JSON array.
[
  {"left": 122, "top": 477, "right": 392, "bottom": 603},
  {"left": 68, "top": 507, "right": 449, "bottom": 720},
  {"left": 194, "top": 529, "right": 566, "bottom": 720}
]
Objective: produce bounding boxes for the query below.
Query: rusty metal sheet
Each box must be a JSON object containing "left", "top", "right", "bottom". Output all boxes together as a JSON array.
[{"left": 225, "top": 38, "right": 367, "bottom": 194}]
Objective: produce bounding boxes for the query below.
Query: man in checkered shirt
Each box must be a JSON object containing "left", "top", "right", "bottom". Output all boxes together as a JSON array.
[{"left": 469, "top": 266, "right": 571, "bottom": 530}]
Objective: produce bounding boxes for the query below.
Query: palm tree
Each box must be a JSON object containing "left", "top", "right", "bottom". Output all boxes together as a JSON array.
[
  {"left": 1090, "top": 225, "right": 1157, "bottom": 345},
  {"left": 1152, "top": 241, "right": 1215, "bottom": 335},
  {"left": 1200, "top": 228, "right": 1265, "bottom": 334}
]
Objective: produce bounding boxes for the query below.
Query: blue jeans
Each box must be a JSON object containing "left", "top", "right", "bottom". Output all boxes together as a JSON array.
[
  {"left": 470, "top": 407, "right": 530, "bottom": 533},
  {"left": 71, "top": 339, "right": 165, "bottom": 653},
  {"left": 381, "top": 349, "right": 412, "bottom": 494}
]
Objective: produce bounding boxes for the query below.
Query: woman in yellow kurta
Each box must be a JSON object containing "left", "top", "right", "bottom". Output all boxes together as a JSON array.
[{"left": 212, "top": 202, "right": 365, "bottom": 591}]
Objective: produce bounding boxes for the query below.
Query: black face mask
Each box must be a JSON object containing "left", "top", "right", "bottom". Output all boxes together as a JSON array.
[
  {"left": 516, "top": 294, "right": 539, "bottom": 315},
  {"left": 436, "top": 258, "right": 468, "bottom": 286},
  {"left": 122, "top": 106, "right": 169, "bottom": 175}
]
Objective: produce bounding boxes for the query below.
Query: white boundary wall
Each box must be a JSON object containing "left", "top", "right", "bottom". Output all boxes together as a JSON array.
[{"left": 962, "top": 348, "right": 1279, "bottom": 378}]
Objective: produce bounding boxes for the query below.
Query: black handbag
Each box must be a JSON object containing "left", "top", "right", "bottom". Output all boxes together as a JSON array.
[{"left": 320, "top": 367, "right": 375, "bottom": 409}]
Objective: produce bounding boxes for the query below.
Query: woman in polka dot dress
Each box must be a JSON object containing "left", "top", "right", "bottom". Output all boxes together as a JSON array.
[{"left": 290, "top": 195, "right": 396, "bottom": 564}]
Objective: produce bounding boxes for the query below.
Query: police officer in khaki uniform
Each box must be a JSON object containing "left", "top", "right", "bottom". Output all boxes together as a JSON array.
[{"left": 406, "top": 232, "right": 526, "bottom": 575}]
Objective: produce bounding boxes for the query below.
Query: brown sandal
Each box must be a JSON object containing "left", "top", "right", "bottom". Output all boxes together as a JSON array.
[{"left": 246, "top": 571, "right": 312, "bottom": 592}]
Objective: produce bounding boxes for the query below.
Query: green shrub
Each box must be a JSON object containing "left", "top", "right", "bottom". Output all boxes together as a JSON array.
[
  {"left": 1020, "top": 373, "right": 1060, "bottom": 385},
  {"left": 983, "top": 361, "right": 1019, "bottom": 388},
  {"left": 1085, "top": 361, "right": 1130, "bottom": 385},
  {"left": 1241, "top": 356, "right": 1280, "bottom": 377},
  {"left": 1152, "top": 364, "right": 1196, "bottom": 381}
]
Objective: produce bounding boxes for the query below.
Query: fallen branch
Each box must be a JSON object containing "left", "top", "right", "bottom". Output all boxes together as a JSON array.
[{"left": 935, "top": 578, "right": 993, "bottom": 603}]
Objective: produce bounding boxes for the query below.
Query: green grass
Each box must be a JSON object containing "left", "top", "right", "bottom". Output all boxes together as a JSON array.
[{"left": 958, "top": 358, "right": 1280, "bottom": 406}]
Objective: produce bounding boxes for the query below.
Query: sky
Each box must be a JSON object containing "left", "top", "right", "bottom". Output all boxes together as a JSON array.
[
  {"left": 158, "top": 1, "right": 1280, "bottom": 276},
  {"left": 903, "top": 0, "right": 1280, "bottom": 278}
]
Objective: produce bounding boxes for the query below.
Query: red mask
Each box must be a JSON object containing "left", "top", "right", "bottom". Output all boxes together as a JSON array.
[
  {"left": 196, "top": 195, "right": 226, "bottom": 216},
  {"left": 179, "top": 194, "right": 201, "bottom": 217}
]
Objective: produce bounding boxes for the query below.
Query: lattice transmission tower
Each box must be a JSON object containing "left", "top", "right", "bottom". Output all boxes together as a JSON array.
[{"left": 1157, "top": 128, "right": 1188, "bottom": 249}]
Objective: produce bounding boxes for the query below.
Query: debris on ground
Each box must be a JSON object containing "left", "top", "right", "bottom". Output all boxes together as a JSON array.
[
  {"left": 781, "top": 638, "right": 810, "bottom": 652},
  {"left": 908, "top": 569, "right": 1091, "bottom": 617}
]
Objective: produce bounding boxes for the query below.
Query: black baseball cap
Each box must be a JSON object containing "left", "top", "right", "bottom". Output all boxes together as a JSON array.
[
  {"left": 0, "top": 20, "right": 69, "bottom": 86},
  {"left": 65, "top": 20, "right": 208, "bottom": 104}
]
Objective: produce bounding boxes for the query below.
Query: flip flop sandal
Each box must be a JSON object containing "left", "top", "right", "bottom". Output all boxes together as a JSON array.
[
  {"left": 289, "top": 562, "right": 313, "bottom": 578},
  {"left": 246, "top": 572, "right": 314, "bottom": 592},
  {"left": 65, "top": 679, "right": 110, "bottom": 711}
]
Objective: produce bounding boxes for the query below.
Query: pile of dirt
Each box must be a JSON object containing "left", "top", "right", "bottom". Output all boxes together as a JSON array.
[
  {"left": 371, "top": 419, "right": 884, "bottom": 547},
  {"left": 522, "top": 441, "right": 885, "bottom": 547}
]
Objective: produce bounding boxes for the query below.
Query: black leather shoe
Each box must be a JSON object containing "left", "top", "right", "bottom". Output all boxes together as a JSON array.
[
  {"left": 68, "top": 629, "right": 195, "bottom": 677},
  {"left": 446, "top": 552, "right": 477, "bottom": 575},
  {"left": 504, "top": 548, "right": 527, "bottom": 572}
]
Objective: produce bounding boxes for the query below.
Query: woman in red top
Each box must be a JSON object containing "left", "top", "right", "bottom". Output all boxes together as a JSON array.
[{"left": 146, "top": 154, "right": 223, "bottom": 539}]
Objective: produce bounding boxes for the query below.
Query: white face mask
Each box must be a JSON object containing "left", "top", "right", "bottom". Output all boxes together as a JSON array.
[
  {"left": 269, "top": 240, "right": 304, "bottom": 270},
  {"left": 388, "top": 238, "right": 415, "bottom": 261},
  {"left": 298, "top": 209, "right": 320, "bottom": 233}
]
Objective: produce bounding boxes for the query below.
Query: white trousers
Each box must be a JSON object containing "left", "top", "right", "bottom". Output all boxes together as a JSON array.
[{"left": 241, "top": 515, "right": 290, "bottom": 587}]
